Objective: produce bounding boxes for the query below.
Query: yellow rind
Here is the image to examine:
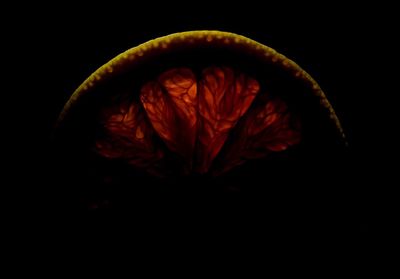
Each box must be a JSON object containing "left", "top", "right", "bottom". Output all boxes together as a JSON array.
[{"left": 58, "top": 30, "right": 346, "bottom": 143}]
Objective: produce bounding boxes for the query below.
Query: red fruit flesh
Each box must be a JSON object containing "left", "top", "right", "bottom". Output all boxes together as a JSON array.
[{"left": 95, "top": 66, "right": 301, "bottom": 176}]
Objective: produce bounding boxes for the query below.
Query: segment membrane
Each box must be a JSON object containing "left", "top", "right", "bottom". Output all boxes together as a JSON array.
[
  {"left": 212, "top": 95, "right": 301, "bottom": 174},
  {"left": 196, "top": 66, "right": 260, "bottom": 173},
  {"left": 95, "top": 66, "right": 301, "bottom": 176},
  {"left": 141, "top": 68, "right": 197, "bottom": 169},
  {"left": 95, "top": 100, "right": 164, "bottom": 175}
]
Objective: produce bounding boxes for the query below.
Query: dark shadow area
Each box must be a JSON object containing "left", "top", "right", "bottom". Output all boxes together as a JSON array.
[
  {"left": 16, "top": 3, "right": 390, "bottom": 261},
  {"left": 47, "top": 30, "right": 361, "bottom": 256}
]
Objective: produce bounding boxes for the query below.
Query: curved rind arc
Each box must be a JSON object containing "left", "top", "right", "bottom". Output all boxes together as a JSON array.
[{"left": 57, "top": 30, "right": 346, "bottom": 144}]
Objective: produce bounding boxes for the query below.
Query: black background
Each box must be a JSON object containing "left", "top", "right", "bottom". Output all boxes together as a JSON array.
[{"left": 12, "top": 2, "right": 393, "bottom": 263}]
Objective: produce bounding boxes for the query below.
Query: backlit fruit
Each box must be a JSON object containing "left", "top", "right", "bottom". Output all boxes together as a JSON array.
[{"left": 55, "top": 31, "right": 346, "bottom": 182}]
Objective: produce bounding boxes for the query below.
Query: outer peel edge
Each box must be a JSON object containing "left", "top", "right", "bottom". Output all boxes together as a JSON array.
[{"left": 57, "top": 30, "right": 346, "bottom": 144}]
